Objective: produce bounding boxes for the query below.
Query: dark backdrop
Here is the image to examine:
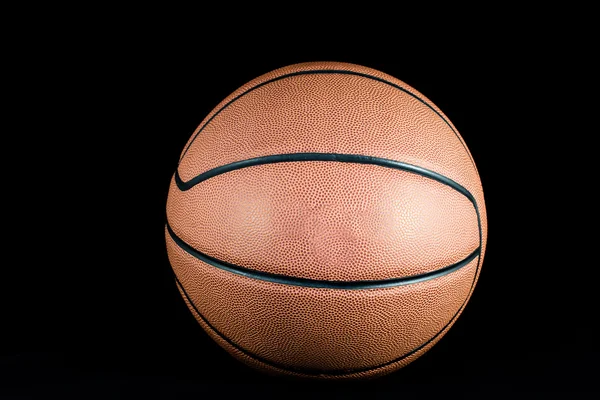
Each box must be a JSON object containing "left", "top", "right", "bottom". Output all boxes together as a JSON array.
[{"left": 2, "top": 28, "right": 594, "bottom": 398}]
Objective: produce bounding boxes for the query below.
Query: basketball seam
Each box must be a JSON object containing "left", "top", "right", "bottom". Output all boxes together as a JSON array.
[
  {"left": 175, "top": 153, "right": 475, "bottom": 203},
  {"left": 177, "top": 69, "right": 478, "bottom": 172},
  {"left": 173, "top": 268, "right": 477, "bottom": 376},
  {"left": 167, "top": 222, "right": 480, "bottom": 289}
]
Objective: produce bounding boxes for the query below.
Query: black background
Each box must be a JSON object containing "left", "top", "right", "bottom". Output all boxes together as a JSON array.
[{"left": 2, "top": 24, "right": 595, "bottom": 398}]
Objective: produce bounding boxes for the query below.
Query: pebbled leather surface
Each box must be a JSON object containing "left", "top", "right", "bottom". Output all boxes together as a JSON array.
[
  {"left": 176, "top": 279, "right": 470, "bottom": 380},
  {"left": 167, "top": 228, "right": 478, "bottom": 374},
  {"left": 165, "top": 61, "right": 487, "bottom": 378},
  {"left": 168, "top": 162, "right": 478, "bottom": 281}
]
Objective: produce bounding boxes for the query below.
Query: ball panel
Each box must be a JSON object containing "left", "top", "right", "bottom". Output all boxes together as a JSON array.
[
  {"left": 166, "top": 227, "right": 478, "bottom": 372},
  {"left": 179, "top": 61, "right": 467, "bottom": 167},
  {"left": 177, "top": 280, "right": 468, "bottom": 380},
  {"left": 167, "top": 162, "right": 479, "bottom": 281},
  {"left": 178, "top": 69, "right": 477, "bottom": 196}
]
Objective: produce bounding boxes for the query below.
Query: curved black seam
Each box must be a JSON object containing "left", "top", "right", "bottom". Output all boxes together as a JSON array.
[
  {"left": 178, "top": 69, "right": 476, "bottom": 170},
  {"left": 175, "top": 153, "right": 475, "bottom": 206},
  {"left": 173, "top": 259, "right": 478, "bottom": 376},
  {"left": 167, "top": 222, "right": 479, "bottom": 289}
]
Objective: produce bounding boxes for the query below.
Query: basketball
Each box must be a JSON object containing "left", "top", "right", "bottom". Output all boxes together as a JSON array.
[{"left": 165, "top": 61, "right": 487, "bottom": 379}]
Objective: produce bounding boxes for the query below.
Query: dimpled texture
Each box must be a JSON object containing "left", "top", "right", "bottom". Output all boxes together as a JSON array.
[
  {"left": 168, "top": 163, "right": 478, "bottom": 281},
  {"left": 165, "top": 61, "right": 488, "bottom": 379},
  {"left": 167, "top": 229, "right": 478, "bottom": 375}
]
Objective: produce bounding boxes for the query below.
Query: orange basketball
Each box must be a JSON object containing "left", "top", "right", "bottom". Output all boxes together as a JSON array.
[{"left": 165, "top": 61, "right": 487, "bottom": 379}]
